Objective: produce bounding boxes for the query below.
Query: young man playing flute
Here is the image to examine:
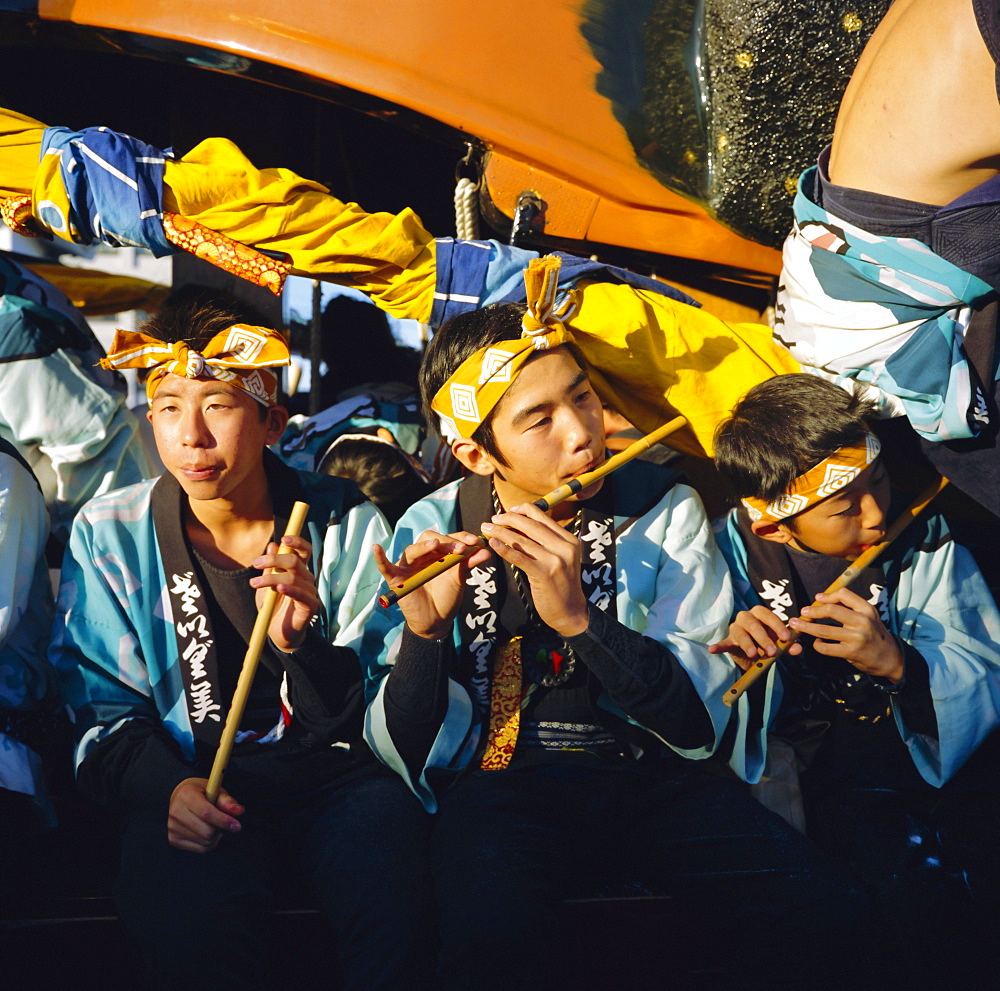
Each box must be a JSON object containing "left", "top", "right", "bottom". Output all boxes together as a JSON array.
[{"left": 361, "top": 265, "right": 865, "bottom": 990}]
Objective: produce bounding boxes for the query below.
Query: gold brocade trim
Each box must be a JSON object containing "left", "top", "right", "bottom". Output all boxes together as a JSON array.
[
  {"left": 1, "top": 194, "right": 41, "bottom": 237},
  {"left": 480, "top": 637, "right": 524, "bottom": 771},
  {"left": 162, "top": 213, "right": 290, "bottom": 297}
]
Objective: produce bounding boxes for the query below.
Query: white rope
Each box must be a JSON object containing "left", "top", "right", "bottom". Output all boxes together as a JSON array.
[{"left": 454, "top": 177, "right": 479, "bottom": 240}]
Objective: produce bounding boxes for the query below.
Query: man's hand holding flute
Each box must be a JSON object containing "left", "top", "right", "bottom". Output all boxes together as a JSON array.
[{"left": 373, "top": 532, "right": 491, "bottom": 640}]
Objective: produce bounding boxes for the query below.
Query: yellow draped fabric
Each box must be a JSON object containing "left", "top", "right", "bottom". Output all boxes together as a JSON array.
[
  {"left": 23, "top": 263, "right": 169, "bottom": 317},
  {"left": 0, "top": 107, "right": 798, "bottom": 454},
  {"left": 0, "top": 109, "right": 46, "bottom": 199},
  {"left": 566, "top": 282, "right": 800, "bottom": 458},
  {"left": 162, "top": 138, "right": 436, "bottom": 319},
  {"left": 0, "top": 108, "right": 437, "bottom": 319}
]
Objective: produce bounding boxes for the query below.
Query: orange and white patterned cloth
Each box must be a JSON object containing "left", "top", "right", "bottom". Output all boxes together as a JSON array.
[
  {"left": 741, "top": 432, "right": 882, "bottom": 524},
  {"left": 100, "top": 324, "right": 290, "bottom": 407},
  {"left": 430, "top": 255, "right": 576, "bottom": 441}
]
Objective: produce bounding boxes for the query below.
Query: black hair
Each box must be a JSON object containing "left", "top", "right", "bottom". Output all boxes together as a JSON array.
[
  {"left": 318, "top": 436, "right": 431, "bottom": 527},
  {"left": 140, "top": 284, "right": 277, "bottom": 420},
  {"left": 713, "top": 374, "right": 878, "bottom": 503},
  {"left": 419, "top": 302, "right": 583, "bottom": 466},
  {"left": 141, "top": 284, "right": 270, "bottom": 349}
]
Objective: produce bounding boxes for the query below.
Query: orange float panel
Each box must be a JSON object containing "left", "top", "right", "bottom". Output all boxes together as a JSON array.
[{"left": 36, "top": 0, "right": 781, "bottom": 275}]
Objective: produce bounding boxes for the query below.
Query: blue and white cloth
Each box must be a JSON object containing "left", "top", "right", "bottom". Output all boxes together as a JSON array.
[{"left": 776, "top": 167, "right": 995, "bottom": 443}]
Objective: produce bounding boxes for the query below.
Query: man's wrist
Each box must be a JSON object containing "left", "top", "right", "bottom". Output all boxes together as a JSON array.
[
  {"left": 270, "top": 626, "right": 309, "bottom": 653},
  {"left": 871, "top": 638, "right": 906, "bottom": 688},
  {"left": 408, "top": 622, "right": 452, "bottom": 642},
  {"left": 541, "top": 589, "right": 592, "bottom": 639},
  {"left": 552, "top": 611, "right": 590, "bottom": 639}
]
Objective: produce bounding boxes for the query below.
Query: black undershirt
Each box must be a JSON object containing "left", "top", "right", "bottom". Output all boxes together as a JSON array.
[
  {"left": 781, "top": 545, "right": 936, "bottom": 792},
  {"left": 190, "top": 546, "right": 283, "bottom": 736}
]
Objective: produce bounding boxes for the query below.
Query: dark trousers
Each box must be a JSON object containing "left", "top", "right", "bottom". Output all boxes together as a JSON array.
[
  {"left": 806, "top": 776, "right": 1000, "bottom": 989},
  {"left": 115, "top": 767, "right": 435, "bottom": 991},
  {"left": 431, "top": 762, "right": 867, "bottom": 990}
]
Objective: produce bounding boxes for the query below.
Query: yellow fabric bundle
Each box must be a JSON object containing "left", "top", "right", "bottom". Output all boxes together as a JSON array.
[
  {"left": 0, "top": 109, "right": 45, "bottom": 199},
  {"left": 23, "top": 263, "right": 169, "bottom": 317},
  {"left": 0, "top": 107, "right": 799, "bottom": 455},
  {"left": 162, "top": 138, "right": 437, "bottom": 320},
  {"left": 0, "top": 108, "right": 437, "bottom": 319},
  {"left": 566, "top": 282, "right": 800, "bottom": 457}
]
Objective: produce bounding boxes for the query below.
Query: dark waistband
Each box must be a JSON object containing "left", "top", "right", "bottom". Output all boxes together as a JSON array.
[{"left": 815, "top": 147, "right": 1000, "bottom": 289}]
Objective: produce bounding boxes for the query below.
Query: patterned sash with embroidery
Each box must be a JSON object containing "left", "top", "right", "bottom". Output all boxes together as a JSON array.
[
  {"left": 452, "top": 474, "right": 618, "bottom": 771},
  {"left": 479, "top": 638, "right": 526, "bottom": 770}
]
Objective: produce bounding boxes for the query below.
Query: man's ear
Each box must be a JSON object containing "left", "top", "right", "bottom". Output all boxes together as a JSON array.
[
  {"left": 750, "top": 519, "right": 794, "bottom": 545},
  {"left": 451, "top": 438, "right": 497, "bottom": 477},
  {"left": 264, "top": 404, "right": 290, "bottom": 446}
]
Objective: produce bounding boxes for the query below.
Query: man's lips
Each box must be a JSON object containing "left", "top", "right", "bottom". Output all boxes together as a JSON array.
[
  {"left": 857, "top": 532, "right": 886, "bottom": 552},
  {"left": 181, "top": 464, "right": 220, "bottom": 478},
  {"left": 568, "top": 456, "right": 603, "bottom": 480}
]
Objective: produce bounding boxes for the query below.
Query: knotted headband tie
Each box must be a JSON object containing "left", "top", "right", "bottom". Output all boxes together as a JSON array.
[
  {"left": 101, "top": 323, "right": 290, "bottom": 407},
  {"left": 430, "top": 255, "right": 578, "bottom": 441}
]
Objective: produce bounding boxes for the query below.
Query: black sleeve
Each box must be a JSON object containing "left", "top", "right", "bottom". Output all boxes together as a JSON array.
[
  {"left": 381, "top": 626, "right": 452, "bottom": 780},
  {"left": 563, "top": 605, "right": 716, "bottom": 750},
  {"left": 275, "top": 626, "right": 367, "bottom": 743},
  {"left": 76, "top": 718, "right": 197, "bottom": 814},
  {"left": 892, "top": 642, "right": 938, "bottom": 740}
]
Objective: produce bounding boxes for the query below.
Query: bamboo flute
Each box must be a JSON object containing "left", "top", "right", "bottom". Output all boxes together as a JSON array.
[
  {"left": 205, "top": 500, "right": 310, "bottom": 805},
  {"left": 722, "top": 475, "right": 949, "bottom": 707},
  {"left": 378, "top": 415, "right": 688, "bottom": 608}
]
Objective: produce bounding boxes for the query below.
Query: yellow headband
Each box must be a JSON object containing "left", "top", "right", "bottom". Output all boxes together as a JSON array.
[
  {"left": 100, "top": 324, "right": 290, "bottom": 407},
  {"left": 430, "top": 255, "right": 578, "bottom": 441},
  {"left": 741, "top": 433, "right": 882, "bottom": 524}
]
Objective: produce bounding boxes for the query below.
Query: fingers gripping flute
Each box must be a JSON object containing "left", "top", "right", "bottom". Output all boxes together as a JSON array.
[
  {"left": 205, "top": 501, "right": 310, "bottom": 805},
  {"left": 722, "top": 476, "right": 949, "bottom": 707},
  {"left": 378, "top": 415, "right": 688, "bottom": 608}
]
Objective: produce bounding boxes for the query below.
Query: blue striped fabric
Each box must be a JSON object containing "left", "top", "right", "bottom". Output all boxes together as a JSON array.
[
  {"left": 38, "top": 125, "right": 174, "bottom": 256},
  {"left": 430, "top": 237, "right": 699, "bottom": 327}
]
